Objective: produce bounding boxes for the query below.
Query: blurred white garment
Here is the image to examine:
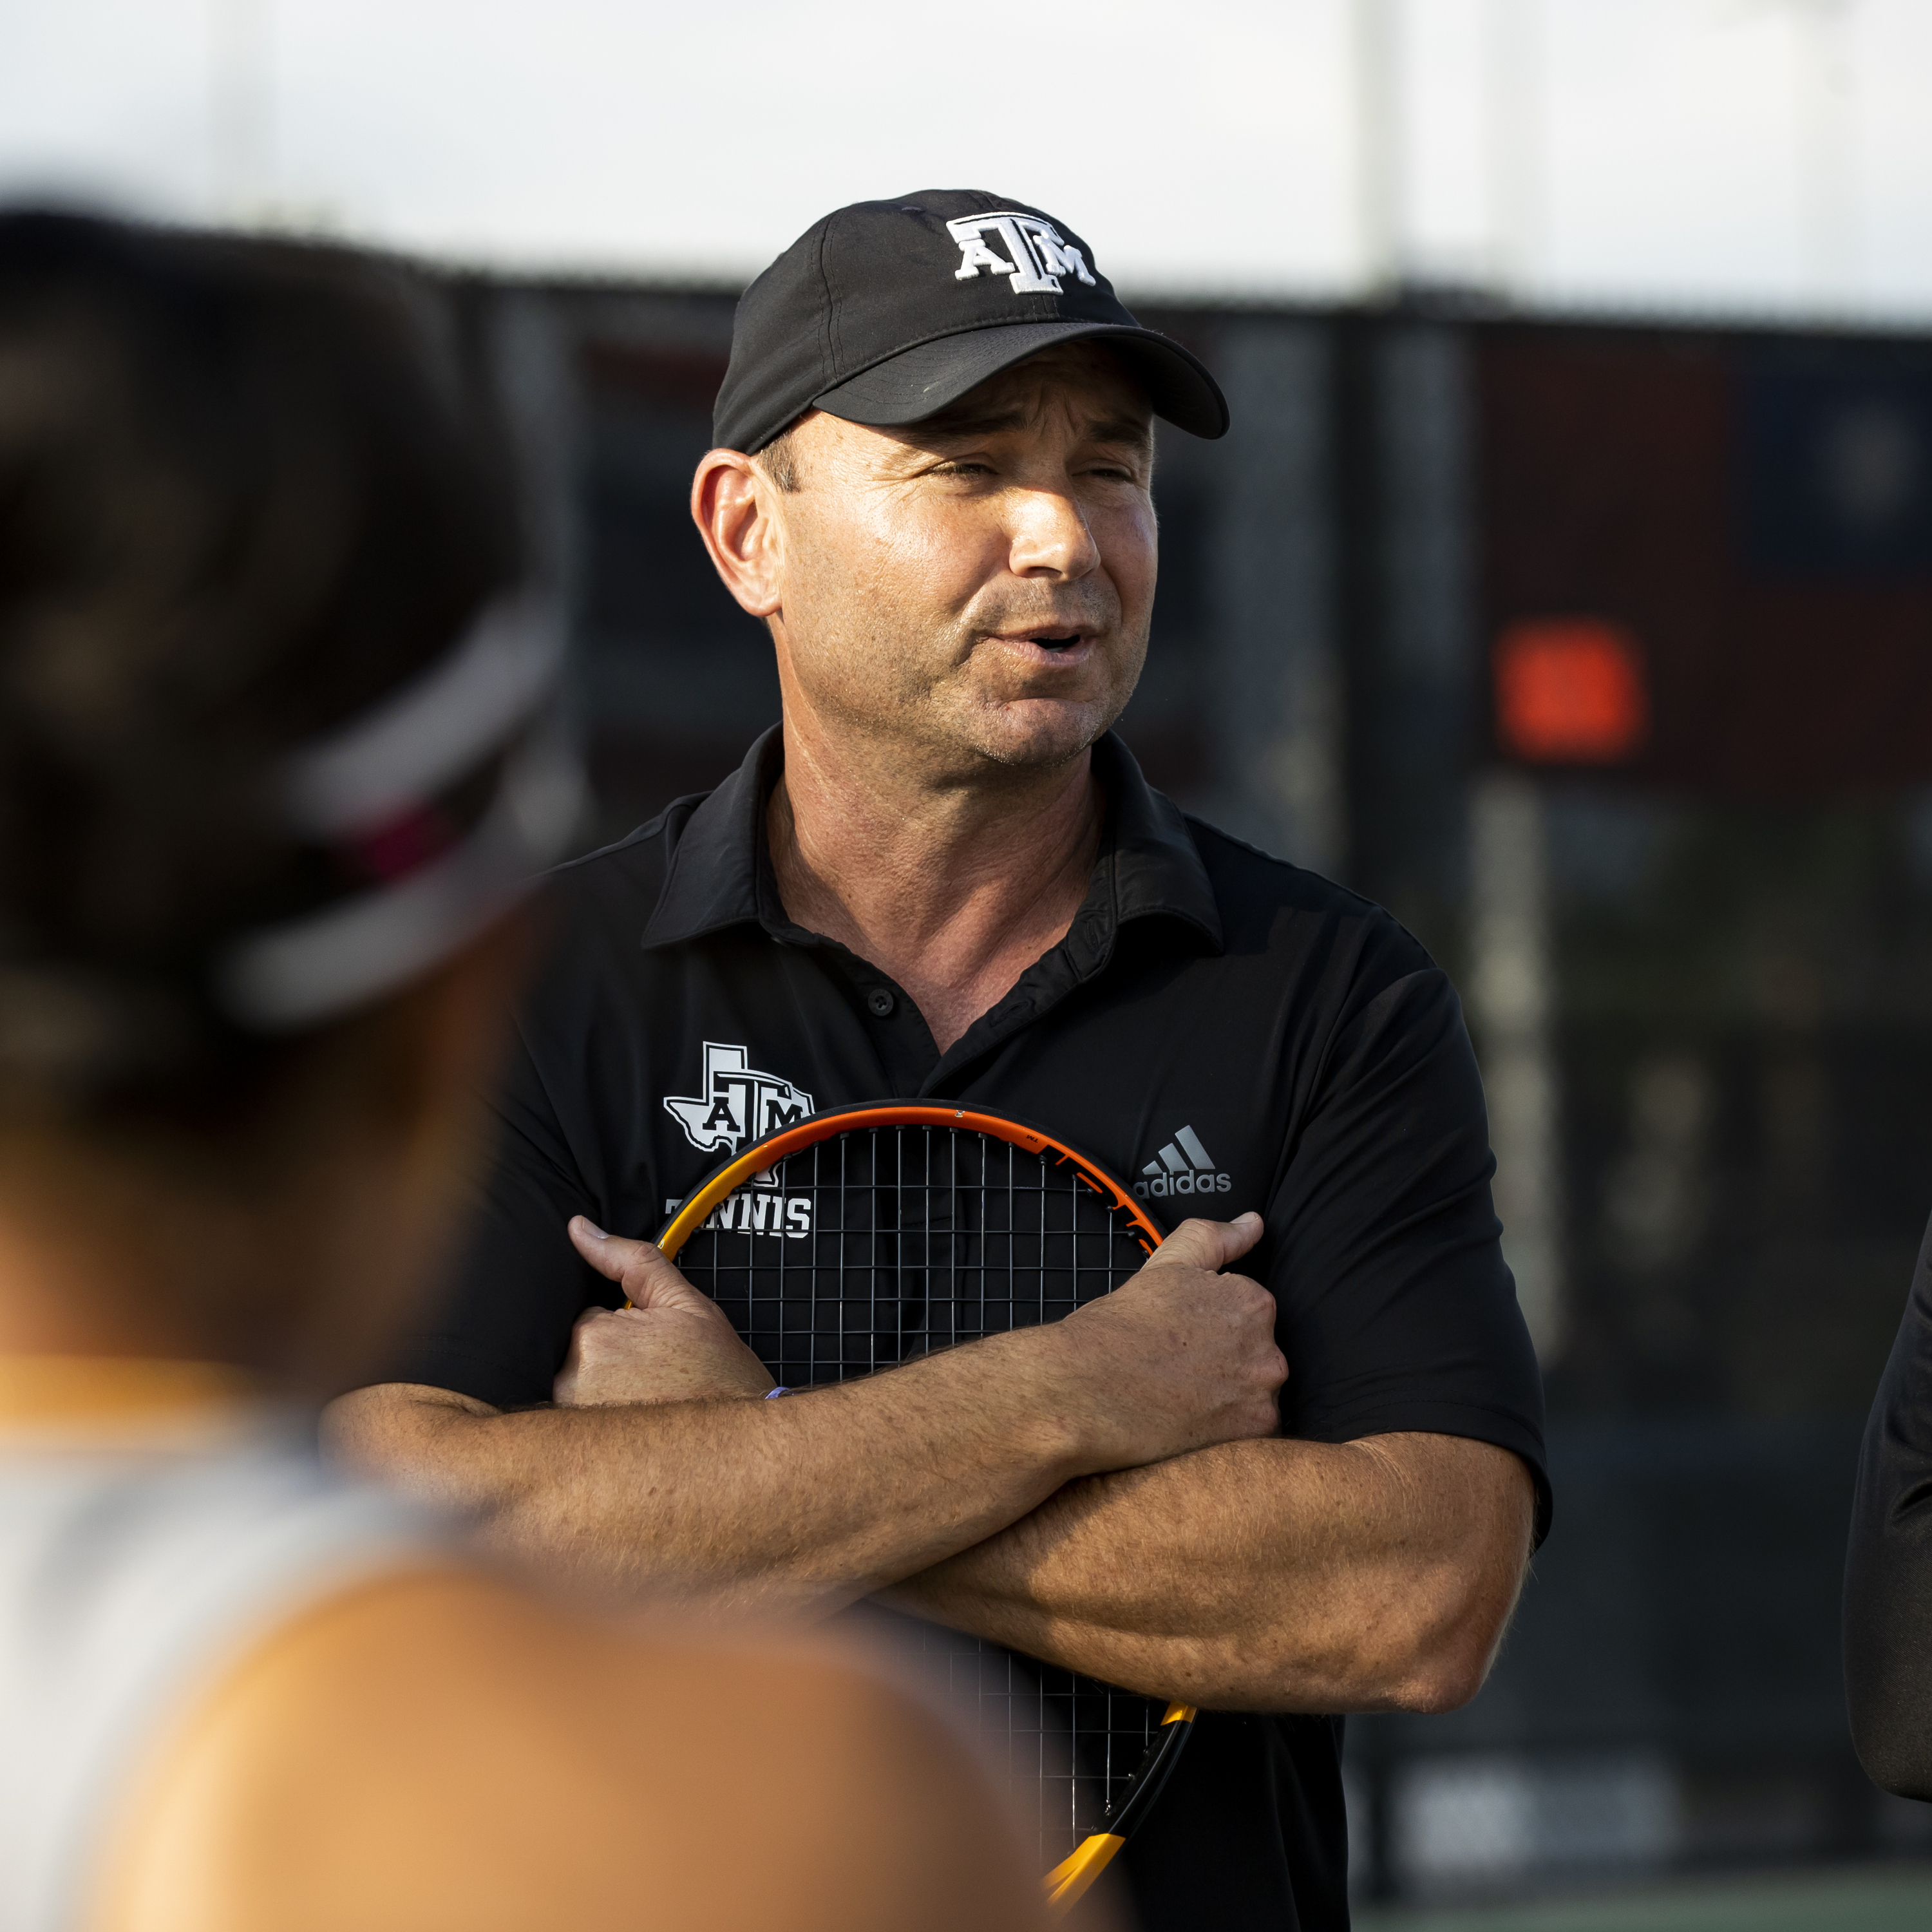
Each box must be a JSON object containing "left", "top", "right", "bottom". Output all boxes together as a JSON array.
[{"left": 0, "top": 1410, "right": 440, "bottom": 1932}]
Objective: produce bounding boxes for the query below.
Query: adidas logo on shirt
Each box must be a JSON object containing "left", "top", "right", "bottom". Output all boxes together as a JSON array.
[{"left": 1135, "top": 1124, "right": 1232, "bottom": 1200}]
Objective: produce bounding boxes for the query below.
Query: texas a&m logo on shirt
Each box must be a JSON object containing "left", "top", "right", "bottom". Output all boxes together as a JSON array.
[
  {"left": 662, "top": 1042, "right": 817, "bottom": 1238},
  {"left": 663, "top": 1041, "right": 815, "bottom": 1157}
]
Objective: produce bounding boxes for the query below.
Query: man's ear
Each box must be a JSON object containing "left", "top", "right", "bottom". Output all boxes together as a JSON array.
[{"left": 691, "top": 449, "right": 785, "bottom": 620}]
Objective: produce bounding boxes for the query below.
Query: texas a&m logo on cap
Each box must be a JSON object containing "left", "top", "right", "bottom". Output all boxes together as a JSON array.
[{"left": 947, "top": 213, "right": 1098, "bottom": 296}]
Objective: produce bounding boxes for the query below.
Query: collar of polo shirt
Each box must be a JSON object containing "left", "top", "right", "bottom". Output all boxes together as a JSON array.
[{"left": 639, "top": 728, "right": 1224, "bottom": 961}]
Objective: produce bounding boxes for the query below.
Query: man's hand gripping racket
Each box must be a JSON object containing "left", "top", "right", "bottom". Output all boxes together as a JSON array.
[{"left": 558, "top": 1226, "right": 778, "bottom": 1405}]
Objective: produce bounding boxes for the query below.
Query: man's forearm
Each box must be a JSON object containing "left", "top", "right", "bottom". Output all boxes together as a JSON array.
[
  {"left": 330, "top": 1215, "right": 1285, "bottom": 1617},
  {"left": 328, "top": 1340, "right": 1092, "bottom": 1616},
  {"left": 881, "top": 1432, "right": 1535, "bottom": 1712}
]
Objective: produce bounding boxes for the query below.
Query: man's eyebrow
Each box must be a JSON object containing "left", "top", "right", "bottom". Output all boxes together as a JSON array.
[
  {"left": 917, "top": 404, "right": 1030, "bottom": 440},
  {"left": 1084, "top": 413, "right": 1155, "bottom": 450}
]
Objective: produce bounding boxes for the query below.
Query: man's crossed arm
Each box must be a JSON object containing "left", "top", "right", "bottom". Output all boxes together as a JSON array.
[
  {"left": 886, "top": 1432, "right": 1531, "bottom": 1712},
  {"left": 325, "top": 1215, "right": 1284, "bottom": 1617},
  {"left": 327, "top": 1215, "right": 1533, "bottom": 1710}
]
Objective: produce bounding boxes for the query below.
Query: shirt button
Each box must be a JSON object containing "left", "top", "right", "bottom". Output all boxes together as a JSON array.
[{"left": 866, "top": 988, "right": 896, "bottom": 1018}]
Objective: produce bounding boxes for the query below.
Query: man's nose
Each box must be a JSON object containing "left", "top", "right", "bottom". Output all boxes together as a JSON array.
[{"left": 1005, "top": 486, "right": 1101, "bottom": 580}]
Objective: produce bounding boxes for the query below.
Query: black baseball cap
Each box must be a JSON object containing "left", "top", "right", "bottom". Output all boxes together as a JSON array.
[{"left": 712, "top": 189, "right": 1229, "bottom": 455}]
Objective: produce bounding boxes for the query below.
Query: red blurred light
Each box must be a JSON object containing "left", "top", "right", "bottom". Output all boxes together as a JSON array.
[{"left": 1495, "top": 618, "right": 1649, "bottom": 764}]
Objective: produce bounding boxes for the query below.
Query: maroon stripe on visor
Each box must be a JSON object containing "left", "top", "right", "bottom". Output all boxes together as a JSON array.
[{"left": 213, "top": 595, "right": 582, "bottom": 1031}]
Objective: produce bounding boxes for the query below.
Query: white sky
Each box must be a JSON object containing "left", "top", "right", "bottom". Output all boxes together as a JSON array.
[{"left": 1, "top": 0, "right": 1928, "bottom": 317}]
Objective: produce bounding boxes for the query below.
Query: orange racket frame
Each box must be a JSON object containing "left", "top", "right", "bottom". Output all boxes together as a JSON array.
[{"left": 656, "top": 1102, "right": 1164, "bottom": 1261}]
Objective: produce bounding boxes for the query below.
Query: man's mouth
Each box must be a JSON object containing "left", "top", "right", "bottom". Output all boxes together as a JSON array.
[{"left": 992, "top": 626, "right": 1094, "bottom": 654}]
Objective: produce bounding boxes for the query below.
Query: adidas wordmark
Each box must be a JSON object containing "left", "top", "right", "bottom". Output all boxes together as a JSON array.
[{"left": 1135, "top": 1124, "right": 1232, "bottom": 1200}]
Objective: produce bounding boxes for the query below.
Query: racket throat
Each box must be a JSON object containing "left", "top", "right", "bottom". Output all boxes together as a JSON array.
[
  {"left": 1101, "top": 1702, "right": 1195, "bottom": 1841},
  {"left": 1041, "top": 1705, "right": 1197, "bottom": 1916}
]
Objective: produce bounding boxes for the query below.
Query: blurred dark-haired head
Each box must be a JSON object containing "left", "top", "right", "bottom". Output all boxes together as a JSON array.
[{"left": 0, "top": 211, "right": 574, "bottom": 1139}]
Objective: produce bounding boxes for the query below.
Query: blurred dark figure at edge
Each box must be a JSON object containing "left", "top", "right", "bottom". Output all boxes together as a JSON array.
[
  {"left": 0, "top": 211, "right": 1046, "bottom": 1932},
  {"left": 1848, "top": 1211, "right": 1932, "bottom": 1801}
]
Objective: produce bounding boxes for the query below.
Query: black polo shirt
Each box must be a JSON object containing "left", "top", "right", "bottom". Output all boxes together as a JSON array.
[{"left": 402, "top": 726, "right": 1549, "bottom": 1932}]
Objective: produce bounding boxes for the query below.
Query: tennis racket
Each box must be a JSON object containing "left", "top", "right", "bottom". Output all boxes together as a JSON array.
[{"left": 652, "top": 1101, "right": 1198, "bottom": 1914}]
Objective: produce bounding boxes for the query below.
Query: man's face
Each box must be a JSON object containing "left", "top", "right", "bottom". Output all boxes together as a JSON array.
[{"left": 765, "top": 343, "right": 1157, "bottom": 781}]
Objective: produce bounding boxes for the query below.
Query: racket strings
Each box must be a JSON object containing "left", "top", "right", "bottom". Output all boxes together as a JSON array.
[{"left": 672, "top": 1122, "right": 1160, "bottom": 1864}]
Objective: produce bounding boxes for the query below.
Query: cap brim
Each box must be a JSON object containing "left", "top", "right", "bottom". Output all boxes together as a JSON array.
[{"left": 810, "top": 320, "right": 1229, "bottom": 441}]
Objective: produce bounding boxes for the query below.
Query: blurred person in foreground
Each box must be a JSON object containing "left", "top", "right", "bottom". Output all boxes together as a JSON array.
[
  {"left": 331, "top": 191, "right": 1549, "bottom": 1931},
  {"left": 1846, "top": 1213, "right": 1932, "bottom": 1799},
  {"left": 0, "top": 211, "right": 1045, "bottom": 1932}
]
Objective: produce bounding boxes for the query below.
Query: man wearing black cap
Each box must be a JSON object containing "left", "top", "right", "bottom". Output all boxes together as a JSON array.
[{"left": 334, "top": 192, "right": 1548, "bottom": 1931}]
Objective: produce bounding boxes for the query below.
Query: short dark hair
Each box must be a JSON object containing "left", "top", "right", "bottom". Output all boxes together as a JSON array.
[
  {"left": 0, "top": 211, "right": 520, "bottom": 1126},
  {"left": 755, "top": 424, "right": 804, "bottom": 492}
]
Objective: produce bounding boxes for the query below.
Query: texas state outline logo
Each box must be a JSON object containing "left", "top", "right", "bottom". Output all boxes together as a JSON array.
[{"left": 663, "top": 1041, "right": 815, "bottom": 1157}]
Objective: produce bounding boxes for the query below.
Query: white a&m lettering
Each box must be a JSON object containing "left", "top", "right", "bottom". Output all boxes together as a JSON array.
[{"left": 947, "top": 213, "right": 1098, "bottom": 296}]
